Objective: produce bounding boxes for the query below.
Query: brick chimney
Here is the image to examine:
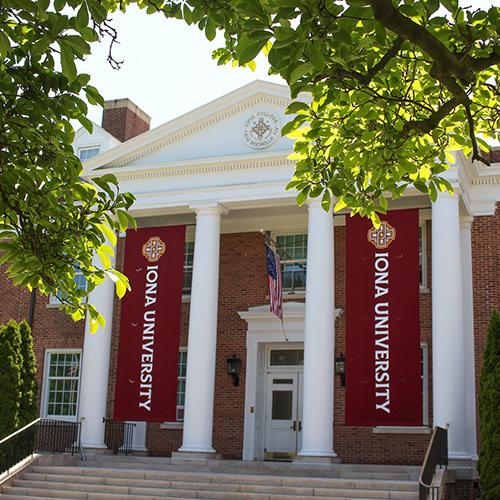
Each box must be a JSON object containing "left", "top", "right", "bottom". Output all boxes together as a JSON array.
[
  {"left": 102, "top": 98, "right": 151, "bottom": 142},
  {"left": 482, "top": 147, "right": 500, "bottom": 164}
]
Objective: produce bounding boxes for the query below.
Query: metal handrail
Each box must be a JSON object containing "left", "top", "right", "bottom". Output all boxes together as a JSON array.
[
  {"left": 1, "top": 418, "right": 81, "bottom": 477},
  {"left": 0, "top": 418, "right": 40, "bottom": 445},
  {"left": 419, "top": 426, "right": 448, "bottom": 500},
  {"left": 103, "top": 418, "right": 135, "bottom": 455}
]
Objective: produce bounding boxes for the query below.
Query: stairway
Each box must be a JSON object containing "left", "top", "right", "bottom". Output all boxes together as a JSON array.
[{"left": 0, "top": 454, "right": 420, "bottom": 499}]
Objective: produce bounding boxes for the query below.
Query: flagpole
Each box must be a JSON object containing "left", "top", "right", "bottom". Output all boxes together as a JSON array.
[
  {"left": 280, "top": 317, "right": 288, "bottom": 342},
  {"left": 264, "top": 238, "right": 289, "bottom": 342}
]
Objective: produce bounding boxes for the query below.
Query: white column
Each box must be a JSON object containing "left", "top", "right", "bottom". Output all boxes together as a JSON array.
[
  {"left": 179, "top": 203, "right": 225, "bottom": 453},
  {"left": 432, "top": 193, "right": 468, "bottom": 458},
  {"left": 79, "top": 251, "right": 116, "bottom": 448},
  {"left": 461, "top": 216, "right": 477, "bottom": 459},
  {"left": 298, "top": 199, "right": 336, "bottom": 458}
]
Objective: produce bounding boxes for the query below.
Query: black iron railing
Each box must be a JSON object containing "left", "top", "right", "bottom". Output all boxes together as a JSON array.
[
  {"left": 0, "top": 418, "right": 81, "bottom": 476},
  {"left": 419, "top": 426, "right": 448, "bottom": 500},
  {"left": 36, "top": 419, "right": 81, "bottom": 455},
  {"left": 103, "top": 418, "right": 135, "bottom": 455},
  {"left": 0, "top": 419, "right": 39, "bottom": 476}
]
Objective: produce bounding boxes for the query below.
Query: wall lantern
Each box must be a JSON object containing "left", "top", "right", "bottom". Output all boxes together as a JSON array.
[
  {"left": 335, "top": 352, "right": 346, "bottom": 387},
  {"left": 227, "top": 355, "right": 242, "bottom": 386}
]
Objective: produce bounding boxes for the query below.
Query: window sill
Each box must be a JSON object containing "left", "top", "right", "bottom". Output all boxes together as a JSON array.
[
  {"left": 420, "top": 286, "right": 430, "bottom": 294},
  {"left": 46, "top": 298, "right": 87, "bottom": 308},
  {"left": 283, "top": 292, "right": 305, "bottom": 301},
  {"left": 46, "top": 303, "right": 62, "bottom": 309},
  {"left": 182, "top": 294, "right": 191, "bottom": 303},
  {"left": 160, "top": 422, "right": 184, "bottom": 430},
  {"left": 372, "top": 426, "right": 431, "bottom": 434},
  {"left": 42, "top": 415, "right": 79, "bottom": 423}
]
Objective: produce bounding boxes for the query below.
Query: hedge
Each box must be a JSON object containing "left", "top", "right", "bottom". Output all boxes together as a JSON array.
[{"left": 479, "top": 310, "right": 500, "bottom": 499}]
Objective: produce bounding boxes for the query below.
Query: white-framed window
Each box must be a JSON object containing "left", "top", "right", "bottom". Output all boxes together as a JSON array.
[
  {"left": 49, "top": 267, "right": 87, "bottom": 305},
  {"left": 275, "top": 233, "right": 307, "bottom": 292},
  {"left": 41, "top": 350, "right": 81, "bottom": 421},
  {"left": 78, "top": 146, "right": 100, "bottom": 161},
  {"left": 182, "top": 241, "right": 195, "bottom": 295},
  {"left": 419, "top": 221, "right": 428, "bottom": 289},
  {"left": 176, "top": 349, "right": 187, "bottom": 421}
]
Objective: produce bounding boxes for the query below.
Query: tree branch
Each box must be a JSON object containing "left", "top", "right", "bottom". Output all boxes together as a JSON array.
[
  {"left": 467, "top": 52, "right": 500, "bottom": 72},
  {"left": 403, "top": 97, "right": 460, "bottom": 134},
  {"left": 314, "top": 36, "right": 404, "bottom": 86},
  {"left": 464, "top": 103, "right": 489, "bottom": 165},
  {"left": 367, "top": 0, "right": 469, "bottom": 79},
  {"left": 361, "top": 36, "right": 405, "bottom": 85}
]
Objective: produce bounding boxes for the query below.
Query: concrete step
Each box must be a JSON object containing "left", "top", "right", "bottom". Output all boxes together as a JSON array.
[
  {"left": 0, "top": 495, "right": 68, "bottom": 500},
  {"left": 80, "top": 458, "right": 420, "bottom": 481},
  {"left": 2, "top": 486, "right": 416, "bottom": 500},
  {"left": 1, "top": 487, "right": 196, "bottom": 499},
  {"left": 28, "top": 466, "right": 418, "bottom": 491},
  {"left": 82, "top": 465, "right": 417, "bottom": 481},
  {"left": 81, "top": 455, "right": 419, "bottom": 472},
  {"left": 15, "top": 475, "right": 418, "bottom": 498},
  {"left": 1, "top": 459, "right": 419, "bottom": 500}
]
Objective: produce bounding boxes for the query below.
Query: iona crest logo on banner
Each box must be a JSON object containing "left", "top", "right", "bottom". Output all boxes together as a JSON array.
[
  {"left": 367, "top": 221, "right": 397, "bottom": 249},
  {"left": 142, "top": 236, "right": 166, "bottom": 262}
]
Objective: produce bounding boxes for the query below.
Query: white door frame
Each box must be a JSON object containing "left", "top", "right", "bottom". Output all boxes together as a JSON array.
[
  {"left": 239, "top": 303, "right": 305, "bottom": 460},
  {"left": 239, "top": 302, "right": 341, "bottom": 460}
]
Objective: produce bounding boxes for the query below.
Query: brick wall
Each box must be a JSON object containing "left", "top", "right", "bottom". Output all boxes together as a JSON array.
[
  {"left": 0, "top": 265, "right": 85, "bottom": 412},
  {"left": 443, "top": 480, "right": 480, "bottom": 500},
  {"left": 471, "top": 202, "right": 500, "bottom": 450},
  {"left": 2, "top": 203, "right": 498, "bottom": 465},
  {"left": 139, "top": 227, "right": 433, "bottom": 464}
]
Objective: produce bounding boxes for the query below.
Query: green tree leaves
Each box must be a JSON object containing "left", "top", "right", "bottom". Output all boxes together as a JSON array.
[
  {"left": 0, "top": 0, "right": 136, "bottom": 328},
  {"left": 0, "top": 322, "right": 24, "bottom": 438},
  {"left": 168, "top": 0, "right": 499, "bottom": 220},
  {"left": 0, "top": 0, "right": 498, "bottom": 327}
]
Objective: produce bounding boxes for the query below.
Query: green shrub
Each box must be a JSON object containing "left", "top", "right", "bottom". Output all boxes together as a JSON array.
[
  {"left": 0, "top": 321, "right": 22, "bottom": 438},
  {"left": 18, "top": 321, "right": 38, "bottom": 427},
  {"left": 479, "top": 310, "right": 500, "bottom": 499}
]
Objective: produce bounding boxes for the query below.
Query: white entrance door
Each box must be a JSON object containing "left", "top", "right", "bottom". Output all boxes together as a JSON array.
[{"left": 264, "top": 373, "right": 302, "bottom": 460}]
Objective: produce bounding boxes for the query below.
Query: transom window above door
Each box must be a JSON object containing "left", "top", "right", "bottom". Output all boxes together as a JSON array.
[
  {"left": 270, "top": 349, "right": 304, "bottom": 367},
  {"left": 275, "top": 234, "right": 307, "bottom": 292}
]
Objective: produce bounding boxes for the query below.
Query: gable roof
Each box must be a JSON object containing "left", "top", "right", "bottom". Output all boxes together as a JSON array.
[
  {"left": 82, "top": 80, "right": 291, "bottom": 175},
  {"left": 74, "top": 121, "right": 121, "bottom": 147}
]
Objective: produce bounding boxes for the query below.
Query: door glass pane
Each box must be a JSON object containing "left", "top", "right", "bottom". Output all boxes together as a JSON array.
[
  {"left": 272, "top": 390, "right": 293, "bottom": 420},
  {"left": 270, "top": 349, "right": 304, "bottom": 366}
]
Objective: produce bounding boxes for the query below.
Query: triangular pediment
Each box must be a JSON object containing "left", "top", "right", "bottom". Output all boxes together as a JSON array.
[{"left": 83, "top": 81, "right": 294, "bottom": 174}]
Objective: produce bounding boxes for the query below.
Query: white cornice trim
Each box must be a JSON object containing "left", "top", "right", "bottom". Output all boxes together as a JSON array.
[
  {"left": 82, "top": 81, "right": 291, "bottom": 173},
  {"left": 88, "top": 152, "right": 295, "bottom": 182},
  {"left": 457, "top": 150, "right": 500, "bottom": 185}
]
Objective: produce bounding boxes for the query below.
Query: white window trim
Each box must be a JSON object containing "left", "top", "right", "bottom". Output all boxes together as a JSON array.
[
  {"left": 271, "top": 229, "right": 307, "bottom": 296},
  {"left": 182, "top": 239, "right": 195, "bottom": 300},
  {"left": 161, "top": 347, "right": 187, "bottom": 429},
  {"left": 373, "top": 342, "right": 429, "bottom": 433},
  {"left": 78, "top": 145, "right": 101, "bottom": 161},
  {"left": 48, "top": 268, "right": 87, "bottom": 307},
  {"left": 40, "top": 349, "right": 82, "bottom": 422}
]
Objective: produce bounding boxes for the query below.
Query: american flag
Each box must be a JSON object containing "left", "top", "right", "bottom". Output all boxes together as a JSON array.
[{"left": 266, "top": 243, "right": 283, "bottom": 320}]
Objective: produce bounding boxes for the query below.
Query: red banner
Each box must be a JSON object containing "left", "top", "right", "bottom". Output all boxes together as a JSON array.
[
  {"left": 114, "top": 226, "right": 185, "bottom": 422},
  {"left": 345, "top": 209, "right": 421, "bottom": 426}
]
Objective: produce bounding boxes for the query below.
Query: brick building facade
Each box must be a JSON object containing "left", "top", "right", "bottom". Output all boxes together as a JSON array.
[{"left": 2, "top": 81, "right": 499, "bottom": 470}]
